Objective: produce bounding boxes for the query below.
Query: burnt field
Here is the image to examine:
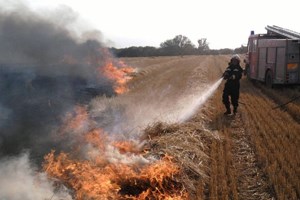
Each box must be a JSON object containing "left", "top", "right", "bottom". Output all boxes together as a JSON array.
[{"left": 0, "top": 55, "right": 299, "bottom": 200}]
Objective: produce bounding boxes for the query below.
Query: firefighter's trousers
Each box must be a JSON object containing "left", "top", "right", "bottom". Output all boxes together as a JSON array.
[{"left": 222, "top": 82, "right": 240, "bottom": 109}]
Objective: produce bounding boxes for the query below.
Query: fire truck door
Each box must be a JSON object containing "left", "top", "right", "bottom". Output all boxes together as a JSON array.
[
  {"left": 275, "top": 47, "right": 286, "bottom": 82},
  {"left": 258, "top": 48, "right": 267, "bottom": 80}
]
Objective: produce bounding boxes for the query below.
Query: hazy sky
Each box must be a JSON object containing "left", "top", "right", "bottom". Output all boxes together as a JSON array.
[{"left": 9, "top": 0, "right": 300, "bottom": 49}]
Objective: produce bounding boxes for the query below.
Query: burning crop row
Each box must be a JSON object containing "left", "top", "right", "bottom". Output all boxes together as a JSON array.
[
  {"left": 101, "top": 61, "right": 136, "bottom": 94},
  {"left": 40, "top": 59, "right": 215, "bottom": 199},
  {"left": 40, "top": 58, "right": 190, "bottom": 198},
  {"left": 0, "top": 4, "right": 213, "bottom": 199},
  {"left": 43, "top": 151, "right": 186, "bottom": 199},
  {"left": 43, "top": 105, "right": 189, "bottom": 199}
]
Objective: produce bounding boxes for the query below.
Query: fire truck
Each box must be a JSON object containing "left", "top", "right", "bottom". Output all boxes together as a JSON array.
[{"left": 245, "top": 25, "right": 300, "bottom": 87}]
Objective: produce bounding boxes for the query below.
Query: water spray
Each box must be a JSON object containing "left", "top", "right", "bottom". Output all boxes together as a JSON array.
[{"left": 179, "top": 78, "right": 223, "bottom": 122}]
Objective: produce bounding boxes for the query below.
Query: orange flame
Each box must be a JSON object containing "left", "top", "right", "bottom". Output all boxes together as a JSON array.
[
  {"left": 62, "top": 106, "right": 89, "bottom": 132},
  {"left": 84, "top": 129, "right": 107, "bottom": 151},
  {"left": 43, "top": 151, "right": 187, "bottom": 199},
  {"left": 112, "top": 141, "right": 141, "bottom": 155},
  {"left": 44, "top": 102, "right": 187, "bottom": 199},
  {"left": 102, "top": 61, "right": 135, "bottom": 94}
]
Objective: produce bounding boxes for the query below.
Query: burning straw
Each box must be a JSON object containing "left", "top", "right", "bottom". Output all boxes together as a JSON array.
[
  {"left": 42, "top": 106, "right": 191, "bottom": 199},
  {"left": 41, "top": 76, "right": 221, "bottom": 199},
  {"left": 42, "top": 100, "right": 216, "bottom": 199},
  {"left": 0, "top": 2, "right": 219, "bottom": 199},
  {"left": 142, "top": 121, "right": 213, "bottom": 198},
  {"left": 43, "top": 121, "right": 214, "bottom": 199},
  {"left": 44, "top": 150, "right": 187, "bottom": 199}
]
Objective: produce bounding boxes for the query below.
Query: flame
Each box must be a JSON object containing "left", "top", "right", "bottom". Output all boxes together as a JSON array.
[
  {"left": 43, "top": 50, "right": 187, "bottom": 198},
  {"left": 112, "top": 141, "right": 141, "bottom": 155},
  {"left": 85, "top": 129, "right": 107, "bottom": 151},
  {"left": 60, "top": 48, "right": 135, "bottom": 95},
  {"left": 44, "top": 105, "right": 188, "bottom": 199},
  {"left": 63, "top": 106, "right": 89, "bottom": 132},
  {"left": 102, "top": 61, "right": 135, "bottom": 94},
  {"left": 43, "top": 151, "right": 187, "bottom": 199}
]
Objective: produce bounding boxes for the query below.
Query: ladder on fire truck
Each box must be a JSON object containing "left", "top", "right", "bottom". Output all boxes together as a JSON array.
[{"left": 265, "top": 25, "right": 300, "bottom": 40}]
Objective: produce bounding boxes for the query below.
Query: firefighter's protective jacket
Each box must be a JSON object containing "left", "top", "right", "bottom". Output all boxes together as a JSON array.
[
  {"left": 222, "top": 63, "right": 244, "bottom": 108},
  {"left": 223, "top": 64, "right": 243, "bottom": 82}
]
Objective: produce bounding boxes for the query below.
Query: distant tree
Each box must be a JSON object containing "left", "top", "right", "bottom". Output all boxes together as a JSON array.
[
  {"left": 110, "top": 46, "right": 159, "bottom": 57},
  {"left": 112, "top": 37, "right": 247, "bottom": 57},
  {"left": 160, "top": 35, "right": 195, "bottom": 56},
  {"left": 142, "top": 46, "right": 159, "bottom": 56},
  {"left": 197, "top": 38, "right": 209, "bottom": 54},
  {"left": 234, "top": 45, "right": 247, "bottom": 54},
  {"left": 218, "top": 48, "right": 234, "bottom": 55}
]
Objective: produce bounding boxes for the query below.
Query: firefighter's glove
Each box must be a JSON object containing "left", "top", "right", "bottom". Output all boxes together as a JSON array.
[{"left": 223, "top": 72, "right": 229, "bottom": 80}]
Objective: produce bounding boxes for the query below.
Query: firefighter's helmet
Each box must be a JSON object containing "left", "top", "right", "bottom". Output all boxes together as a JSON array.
[{"left": 231, "top": 54, "right": 241, "bottom": 63}]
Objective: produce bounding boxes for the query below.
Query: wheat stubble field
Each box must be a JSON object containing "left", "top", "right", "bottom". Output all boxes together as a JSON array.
[{"left": 121, "top": 55, "right": 300, "bottom": 200}]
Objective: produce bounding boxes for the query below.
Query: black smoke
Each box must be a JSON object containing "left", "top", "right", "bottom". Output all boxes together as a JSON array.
[{"left": 0, "top": 2, "right": 114, "bottom": 159}]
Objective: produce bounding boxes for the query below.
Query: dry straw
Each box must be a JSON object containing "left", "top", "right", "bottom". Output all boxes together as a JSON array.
[{"left": 142, "top": 120, "right": 215, "bottom": 195}]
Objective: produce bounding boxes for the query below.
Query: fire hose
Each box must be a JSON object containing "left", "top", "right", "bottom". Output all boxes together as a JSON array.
[
  {"left": 221, "top": 74, "right": 300, "bottom": 109},
  {"left": 272, "top": 95, "right": 300, "bottom": 110}
]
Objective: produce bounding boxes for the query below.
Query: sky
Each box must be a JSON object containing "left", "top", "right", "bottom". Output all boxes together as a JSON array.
[{"left": 5, "top": 0, "right": 300, "bottom": 49}]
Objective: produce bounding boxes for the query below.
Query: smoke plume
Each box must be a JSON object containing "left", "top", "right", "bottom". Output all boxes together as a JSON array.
[
  {"left": 0, "top": 152, "right": 72, "bottom": 200},
  {"left": 0, "top": 1, "right": 114, "bottom": 158}
]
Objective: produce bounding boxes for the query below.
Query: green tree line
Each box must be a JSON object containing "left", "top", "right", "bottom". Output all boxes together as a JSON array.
[{"left": 110, "top": 35, "right": 247, "bottom": 57}]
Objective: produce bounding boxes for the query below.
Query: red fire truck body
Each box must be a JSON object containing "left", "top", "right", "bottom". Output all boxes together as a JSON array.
[{"left": 246, "top": 25, "right": 300, "bottom": 87}]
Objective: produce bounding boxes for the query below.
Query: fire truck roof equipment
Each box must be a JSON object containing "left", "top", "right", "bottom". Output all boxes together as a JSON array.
[{"left": 265, "top": 25, "right": 300, "bottom": 40}]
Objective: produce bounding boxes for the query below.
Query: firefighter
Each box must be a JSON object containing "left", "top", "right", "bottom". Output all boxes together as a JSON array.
[{"left": 222, "top": 54, "right": 244, "bottom": 115}]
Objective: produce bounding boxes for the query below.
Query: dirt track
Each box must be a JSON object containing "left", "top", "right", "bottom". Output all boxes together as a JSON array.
[{"left": 122, "top": 55, "right": 300, "bottom": 200}]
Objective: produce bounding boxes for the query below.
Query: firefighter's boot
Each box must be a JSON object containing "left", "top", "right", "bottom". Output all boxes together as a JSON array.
[
  {"left": 233, "top": 107, "right": 237, "bottom": 115},
  {"left": 224, "top": 105, "right": 231, "bottom": 115}
]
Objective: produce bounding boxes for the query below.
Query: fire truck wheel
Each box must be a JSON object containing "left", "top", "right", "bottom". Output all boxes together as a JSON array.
[{"left": 265, "top": 70, "right": 273, "bottom": 88}]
